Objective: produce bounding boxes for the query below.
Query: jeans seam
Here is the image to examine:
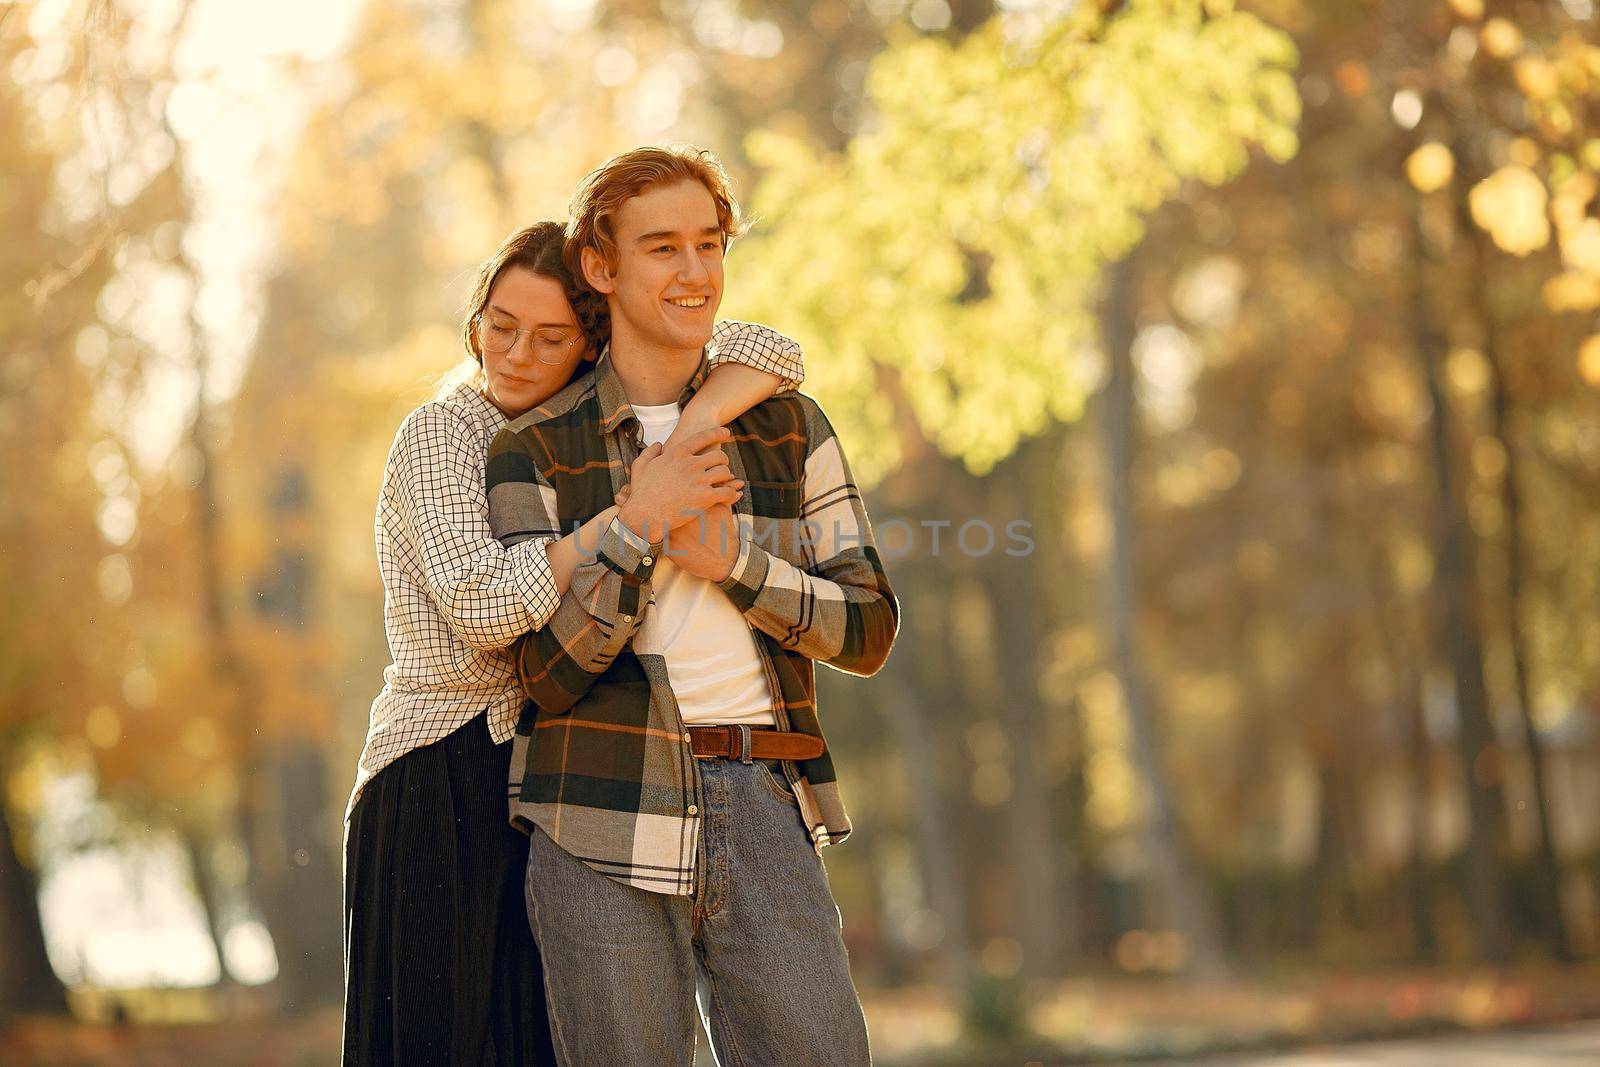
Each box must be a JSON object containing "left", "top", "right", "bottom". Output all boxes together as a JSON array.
[
  {"left": 526, "top": 836, "right": 578, "bottom": 1067},
  {"left": 703, "top": 963, "right": 751, "bottom": 1067}
]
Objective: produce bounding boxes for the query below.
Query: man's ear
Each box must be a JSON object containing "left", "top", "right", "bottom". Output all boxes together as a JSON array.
[{"left": 581, "top": 246, "right": 616, "bottom": 295}]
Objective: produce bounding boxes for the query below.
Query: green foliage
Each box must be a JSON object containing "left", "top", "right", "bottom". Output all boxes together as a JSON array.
[{"left": 732, "top": 0, "right": 1300, "bottom": 478}]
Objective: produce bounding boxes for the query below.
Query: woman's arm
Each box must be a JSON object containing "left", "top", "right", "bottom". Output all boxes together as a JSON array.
[
  {"left": 388, "top": 404, "right": 561, "bottom": 650},
  {"left": 668, "top": 320, "right": 805, "bottom": 447},
  {"left": 672, "top": 363, "right": 785, "bottom": 443},
  {"left": 543, "top": 505, "right": 620, "bottom": 595}
]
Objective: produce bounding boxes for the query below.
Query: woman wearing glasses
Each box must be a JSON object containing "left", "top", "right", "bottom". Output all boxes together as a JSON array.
[{"left": 342, "top": 220, "right": 802, "bottom": 1065}]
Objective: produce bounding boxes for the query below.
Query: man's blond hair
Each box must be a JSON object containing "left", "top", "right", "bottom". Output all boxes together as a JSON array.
[{"left": 563, "top": 145, "right": 747, "bottom": 285}]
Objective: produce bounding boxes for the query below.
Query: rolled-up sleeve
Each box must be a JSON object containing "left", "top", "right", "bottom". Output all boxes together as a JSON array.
[{"left": 709, "top": 320, "right": 805, "bottom": 393}]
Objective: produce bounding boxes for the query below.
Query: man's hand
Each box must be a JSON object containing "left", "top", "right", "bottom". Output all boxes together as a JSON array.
[
  {"left": 666, "top": 504, "right": 741, "bottom": 583},
  {"left": 617, "top": 428, "right": 743, "bottom": 544}
]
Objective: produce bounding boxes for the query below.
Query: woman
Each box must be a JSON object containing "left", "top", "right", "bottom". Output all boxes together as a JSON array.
[{"left": 342, "top": 220, "right": 803, "bottom": 1065}]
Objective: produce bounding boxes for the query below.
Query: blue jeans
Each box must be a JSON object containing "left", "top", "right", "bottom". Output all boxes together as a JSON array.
[{"left": 524, "top": 759, "right": 871, "bottom": 1066}]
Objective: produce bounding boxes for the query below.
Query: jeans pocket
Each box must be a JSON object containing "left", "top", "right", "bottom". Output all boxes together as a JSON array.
[{"left": 757, "top": 762, "right": 799, "bottom": 807}]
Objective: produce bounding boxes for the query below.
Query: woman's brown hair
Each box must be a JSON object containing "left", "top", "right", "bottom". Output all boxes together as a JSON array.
[{"left": 459, "top": 220, "right": 608, "bottom": 362}]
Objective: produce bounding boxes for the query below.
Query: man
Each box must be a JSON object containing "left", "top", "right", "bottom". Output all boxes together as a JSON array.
[{"left": 486, "top": 145, "right": 897, "bottom": 1066}]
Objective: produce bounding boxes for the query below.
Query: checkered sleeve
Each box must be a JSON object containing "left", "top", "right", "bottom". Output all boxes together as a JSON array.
[
  {"left": 486, "top": 425, "right": 655, "bottom": 713},
  {"left": 709, "top": 320, "right": 804, "bottom": 393},
  {"left": 717, "top": 398, "right": 899, "bottom": 676},
  {"left": 388, "top": 404, "right": 560, "bottom": 650}
]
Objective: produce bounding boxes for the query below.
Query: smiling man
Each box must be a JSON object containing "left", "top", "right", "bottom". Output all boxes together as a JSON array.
[{"left": 486, "top": 146, "right": 899, "bottom": 1066}]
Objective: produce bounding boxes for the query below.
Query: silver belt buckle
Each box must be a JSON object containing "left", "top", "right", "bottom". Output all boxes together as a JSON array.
[{"left": 736, "top": 724, "right": 753, "bottom": 764}]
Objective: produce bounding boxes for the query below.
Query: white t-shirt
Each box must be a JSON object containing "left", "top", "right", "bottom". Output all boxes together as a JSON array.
[{"left": 632, "top": 403, "right": 775, "bottom": 728}]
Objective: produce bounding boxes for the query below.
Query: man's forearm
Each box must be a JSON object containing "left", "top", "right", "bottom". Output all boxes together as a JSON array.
[
  {"left": 516, "top": 515, "right": 659, "bottom": 711},
  {"left": 718, "top": 539, "right": 898, "bottom": 677}
]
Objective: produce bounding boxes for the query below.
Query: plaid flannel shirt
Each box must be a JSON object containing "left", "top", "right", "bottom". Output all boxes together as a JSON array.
[
  {"left": 350, "top": 321, "right": 804, "bottom": 820},
  {"left": 486, "top": 349, "right": 898, "bottom": 895}
]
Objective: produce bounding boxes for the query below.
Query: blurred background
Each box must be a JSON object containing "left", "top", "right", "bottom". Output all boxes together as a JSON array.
[{"left": 4, "top": 0, "right": 1600, "bottom": 1063}]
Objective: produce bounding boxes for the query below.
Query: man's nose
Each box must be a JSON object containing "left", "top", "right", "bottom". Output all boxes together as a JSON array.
[{"left": 677, "top": 249, "right": 710, "bottom": 285}]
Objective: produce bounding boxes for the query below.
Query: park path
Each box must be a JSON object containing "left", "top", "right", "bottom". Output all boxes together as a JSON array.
[{"left": 1166, "top": 1019, "right": 1600, "bottom": 1065}]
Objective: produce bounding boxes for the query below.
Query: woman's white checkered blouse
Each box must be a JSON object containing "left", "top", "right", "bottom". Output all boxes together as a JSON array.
[{"left": 348, "top": 322, "right": 805, "bottom": 818}]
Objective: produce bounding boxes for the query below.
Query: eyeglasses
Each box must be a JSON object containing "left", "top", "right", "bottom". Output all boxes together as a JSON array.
[{"left": 477, "top": 317, "right": 585, "bottom": 364}]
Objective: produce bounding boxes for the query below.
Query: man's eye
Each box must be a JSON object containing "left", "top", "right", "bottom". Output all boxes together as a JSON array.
[{"left": 654, "top": 245, "right": 673, "bottom": 254}]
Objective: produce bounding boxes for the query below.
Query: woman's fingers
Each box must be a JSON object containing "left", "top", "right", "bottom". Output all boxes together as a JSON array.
[
  {"left": 701, "top": 486, "right": 741, "bottom": 509},
  {"left": 629, "top": 442, "right": 662, "bottom": 482},
  {"left": 708, "top": 480, "right": 744, "bottom": 505},
  {"left": 674, "top": 427, "right": 731, "bottom": 456}
]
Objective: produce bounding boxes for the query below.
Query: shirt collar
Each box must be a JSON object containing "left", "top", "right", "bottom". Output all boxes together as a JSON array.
[
  {"left": 593, "top": 345, "right": 713, "bottom": 437},
  {"left": 455, "top": 379, "right": 509, "bottom": 429}
]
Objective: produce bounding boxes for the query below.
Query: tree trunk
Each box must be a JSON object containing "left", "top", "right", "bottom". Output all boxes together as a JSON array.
[
  {"left": 1412, "top": 209, "right": 1512, "bottom": 962},
  {"left": 877, "top": 659, "right": 979, "bottom": 1000},
  {"left": 1402, "top": 686, "right": 1439, "bottom": 962},
  {"left": 0, "top": 795, "right": 69, "bottom": 1020},
  {"left": 246, "top": 743, "right": 345, "bottom": 1011},
  {"left": 982, "top": 442, "right": 1069, "bottom": 980},
  {"left": 1053, "top": 694, "right": 1096, "bottom": 960},
  {"left": 1357, "top": 539, "right": 1438, "bottom": 962},
  {"left": 1480, "top": 308, "right": 1570, "bottom": 961},
  {"left": 182, "top": 829, "right": 243, "bottom": 990},
  {"left": 1308, "top": 752, "right": 1365, "bottom": 947},
  {"left": 1100, "top": 255, "right": 1233, "bottom": 981}
]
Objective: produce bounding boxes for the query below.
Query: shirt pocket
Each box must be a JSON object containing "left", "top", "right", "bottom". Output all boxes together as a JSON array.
[
  {"left": 742, "top": 478, "right": 803, "bottom": 519},
  {"left": 739, "top": 479, "right": 806, "bottom": 564}
]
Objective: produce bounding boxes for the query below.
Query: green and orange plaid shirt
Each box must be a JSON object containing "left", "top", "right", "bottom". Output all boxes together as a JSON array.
[{"left": 485, "top": 350, "right": 898, "bottom": 896}]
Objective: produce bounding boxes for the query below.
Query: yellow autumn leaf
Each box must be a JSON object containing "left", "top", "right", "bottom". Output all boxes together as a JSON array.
[
  {"left": 1561, "top": 218, "right": 1600, "bottom": 273},
  {"left": 1481, "top": 18, "right": 1524, "bottom": 59},
  {"left": 1406, "top": 142, "right": 1454, "bottom": 193},
  {"left": 1469, "top": 165, "right": 1550, "bottom": 255},
  {"left": 1508, "top": 136, "right": 1542, "bottom": 167},
  {"left": 1551, "top": 171, "right": 1597, "bottom": 230},
  {"left": 1579, "top": 335, "right": 1600, "bottom": 388},
  {"left": 1514, "top": 56, "right": 1560, "bottom": 101},
  {"left": 1544, "top": 272, "right": 1600, "bottom": 312}
]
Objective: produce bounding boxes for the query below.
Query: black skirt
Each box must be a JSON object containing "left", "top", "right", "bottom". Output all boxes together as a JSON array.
[{"left": 343, "top": 713, "right": 556, "bottom": 1066}]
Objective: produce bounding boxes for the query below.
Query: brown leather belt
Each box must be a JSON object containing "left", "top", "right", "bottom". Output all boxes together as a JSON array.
[{"left": 688, "top": 725, "right": 825, "bottom": 763}]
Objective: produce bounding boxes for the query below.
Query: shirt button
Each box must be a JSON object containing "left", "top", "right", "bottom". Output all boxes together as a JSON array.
[
  {"left": 642, "top": 555, "right": 654, "bottom": 566},
  {"left": 686, "top": 805, "right": 699, "bottom": 816},
  {"left": 620, "top": 613, "right": 632, "bottom": 623}
]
